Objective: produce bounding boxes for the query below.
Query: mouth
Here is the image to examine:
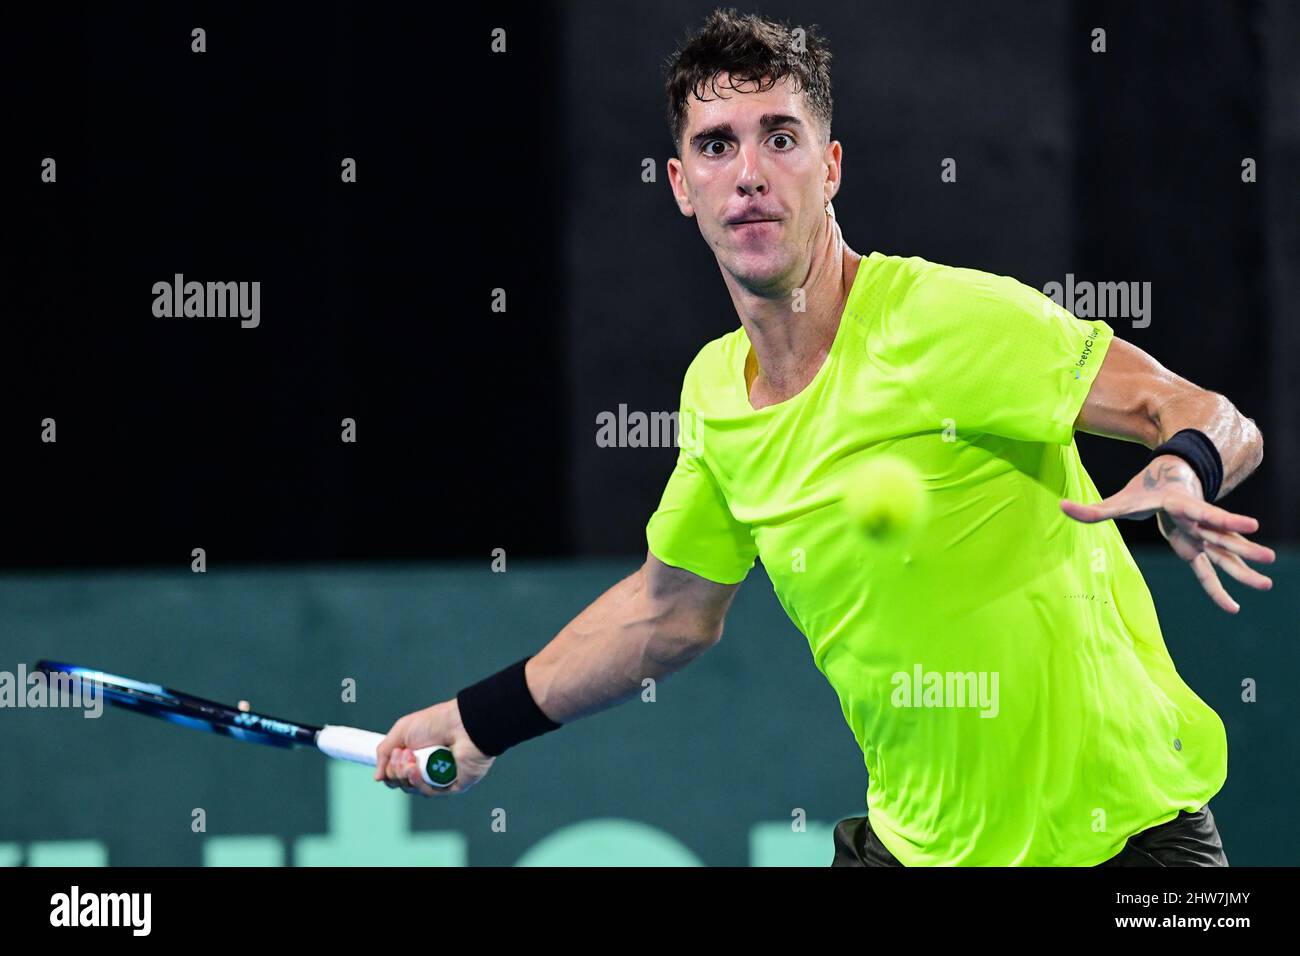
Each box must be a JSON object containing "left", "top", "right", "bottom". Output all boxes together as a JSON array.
[{"left": 727, "top": 218, "right": 782, "bottom": 228}]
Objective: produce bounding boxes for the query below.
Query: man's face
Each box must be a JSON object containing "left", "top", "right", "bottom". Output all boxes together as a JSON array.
[{"left": 668, "top": 73, "right": 838, "bottom": 293}]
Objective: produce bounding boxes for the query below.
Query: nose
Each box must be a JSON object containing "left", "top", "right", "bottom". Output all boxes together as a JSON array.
[{"left": 735, "top": 144, "right": 767, "bottom": 197}]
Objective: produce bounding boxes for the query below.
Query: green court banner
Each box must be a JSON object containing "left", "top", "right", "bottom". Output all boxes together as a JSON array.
[{"left": 1, "top": 555, "right": 1295, "bottom": 865}]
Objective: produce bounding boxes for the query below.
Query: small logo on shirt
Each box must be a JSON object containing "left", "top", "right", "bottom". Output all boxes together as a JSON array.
[{"left": 1076, "top": 325, "right": 1102, "bottom": 370}]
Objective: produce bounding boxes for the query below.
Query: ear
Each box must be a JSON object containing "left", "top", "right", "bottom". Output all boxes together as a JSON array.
[
  {"left": 822, "top": 139, "right": 843, "bottom": 205},
  {"left": 666, "top": 157, "right": 696, "bottom": 218}
]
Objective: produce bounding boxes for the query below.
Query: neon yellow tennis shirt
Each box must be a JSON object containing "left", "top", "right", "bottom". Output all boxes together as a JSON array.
[{"left": 646, "top": 251, "right": 1227, "bottom": 866}]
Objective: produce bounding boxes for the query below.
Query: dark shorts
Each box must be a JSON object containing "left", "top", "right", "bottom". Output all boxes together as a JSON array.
[{"left": 831, "top": 804, "right": 1228, "bottom": 866}]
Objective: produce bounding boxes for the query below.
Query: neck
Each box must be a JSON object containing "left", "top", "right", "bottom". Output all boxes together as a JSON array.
[{"left": 723, "top": 212, "right": 861, "bottom": 405}]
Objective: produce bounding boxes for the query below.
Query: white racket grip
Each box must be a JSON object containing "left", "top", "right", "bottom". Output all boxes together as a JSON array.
[{"left": 316, "top": 725, "right": 452, "bottom": 788}]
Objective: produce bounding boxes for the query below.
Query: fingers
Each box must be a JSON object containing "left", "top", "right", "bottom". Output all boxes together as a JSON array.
[
  {"left": 373, "top": 703, "right": 469, "bottom": 797},
  {"left": 1161, "top": 503, "right": 1275, "bottom": 598},
  {"left": 381, "top": 749, "right": 413, "bottom": 793},
  {"left": 1188, "top": 551, "right": 1240, "bottom": 614},
  {"left": 1060, "top": 499, "right": 1105, "bottom": 523},
  {"left": 373, "top": 715, "right": 408, "bottom": 783},
  {"left": 1060, "top": 496, "right": 1154, "bottom": 524},
  {"left": 1204, "top": 541, "right": 1274, "bottom": 592},
  {"left": 1195, "top": 525, "right": 1277, "bottom": 566},
  {"left": 1066, "top": 482, "right": 1273, "bottom": 615},
  {"left": 1163, "top": 496, "right": 1260, "bottom": 536},
  {"left": 382, "top": 748, "right": 439, "bottom": 797}
]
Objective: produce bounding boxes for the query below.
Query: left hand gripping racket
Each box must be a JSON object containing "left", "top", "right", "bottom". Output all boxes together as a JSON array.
[{"left": 34, "top": 660, "right": 458, "bottom": 789}]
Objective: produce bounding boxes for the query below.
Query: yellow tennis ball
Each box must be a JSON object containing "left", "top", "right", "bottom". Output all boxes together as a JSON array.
[{"left": 841, "top": 455, "right": 929, "bottom": 545}]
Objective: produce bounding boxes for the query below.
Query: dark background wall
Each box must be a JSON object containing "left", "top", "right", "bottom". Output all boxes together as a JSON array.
[
  {"left": 2, "top": 1, "right": 1295, "bottom": 571},
  {"left": 4, "top": 2, "right": 570, "bottom": 568},
  {"left": 566, "top": 0, "right": 1295, "bottom": 555}
]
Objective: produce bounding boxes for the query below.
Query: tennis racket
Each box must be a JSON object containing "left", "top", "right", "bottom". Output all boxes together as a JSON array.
[{"left": 34, "top": 659, "right": 457, "bottom": 788}]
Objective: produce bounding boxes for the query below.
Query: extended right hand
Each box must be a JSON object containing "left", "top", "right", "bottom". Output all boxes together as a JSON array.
[{"left": 374, "top": 698, "right": 496, "bottom": 797}]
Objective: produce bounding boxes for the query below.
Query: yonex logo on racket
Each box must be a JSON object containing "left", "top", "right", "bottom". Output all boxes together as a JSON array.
[{"left": 234, "top": 712, "right": 302, "bottom": 736}]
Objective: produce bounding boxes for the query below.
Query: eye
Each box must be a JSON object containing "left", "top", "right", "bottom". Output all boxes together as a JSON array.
[
  {"left": 700, "top": 139, "right": 730, "bottom": 157},
  {"left": 769, "top": 132, "right": 796, "bottom": 151}
]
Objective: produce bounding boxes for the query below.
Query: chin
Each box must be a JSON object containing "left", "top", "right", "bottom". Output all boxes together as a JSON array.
[{"left": 726, "top": 251, "right": 797, "bottom": 293}]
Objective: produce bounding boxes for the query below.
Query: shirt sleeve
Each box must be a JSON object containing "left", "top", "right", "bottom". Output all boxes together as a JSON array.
[
  {"left": 645, "top": 434, "right": 758, "bottom": 587},
  {"left": 886, "top": 264, "right": 1115, "bottom": 445}
]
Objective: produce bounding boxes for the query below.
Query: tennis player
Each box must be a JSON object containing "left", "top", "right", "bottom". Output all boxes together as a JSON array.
[{"left": 376, "top": 10, "right": 1274, "bottom": 866}]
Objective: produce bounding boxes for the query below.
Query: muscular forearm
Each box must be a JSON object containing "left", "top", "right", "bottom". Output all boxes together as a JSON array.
[
  {"left": 1067, "top": 341, "right": 1274, "bottom": 613},
  {"left": 523, "top": 564, "right": 722, "bottom": 725},
  {"left": 1151, "top": 389, "right": 1264, "bottom": 500}
]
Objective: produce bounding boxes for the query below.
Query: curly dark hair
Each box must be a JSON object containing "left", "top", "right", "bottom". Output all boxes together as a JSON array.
[{"left": 663, "top": 8, "right": 834, "bottom": 152}]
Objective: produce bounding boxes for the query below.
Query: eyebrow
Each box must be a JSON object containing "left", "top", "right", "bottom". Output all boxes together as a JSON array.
[{"left": 688, "top": 113, "right": 806, "bottom": 150}]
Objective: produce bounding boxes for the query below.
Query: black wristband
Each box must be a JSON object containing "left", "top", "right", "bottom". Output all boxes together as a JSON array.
[
  {"left": 1150, "top": 428, "right": 1223, "bottom": 503},
  {"left": 455, "top": 656, "right": 561, "bottom": 757}
]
